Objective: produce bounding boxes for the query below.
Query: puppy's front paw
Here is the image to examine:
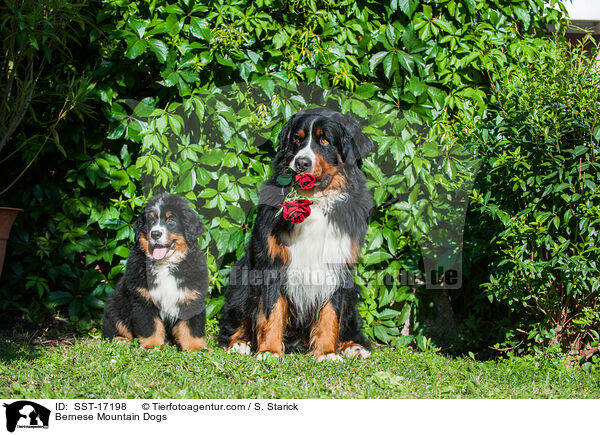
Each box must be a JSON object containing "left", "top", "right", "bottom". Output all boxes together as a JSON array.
[{"left": 182, "top": 337, "right": 211, "bottom": 352}]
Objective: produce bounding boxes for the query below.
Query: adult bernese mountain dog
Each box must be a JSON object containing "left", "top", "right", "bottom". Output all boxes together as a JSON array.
[
  {"left": 218, "top": 107, "right": 374, "bottom": 361},
  {"left": 102, "top": 193, "right": 209, "bottom": 351}
]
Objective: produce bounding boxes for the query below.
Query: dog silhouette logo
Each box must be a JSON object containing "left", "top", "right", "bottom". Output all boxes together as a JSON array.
[{"left": 3, "top": 401, "right": 50, "bottom": 432}]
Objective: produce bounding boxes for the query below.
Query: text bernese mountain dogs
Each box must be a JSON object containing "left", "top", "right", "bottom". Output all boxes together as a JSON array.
[
  {"left": 102, "top": 193, "right": 209, "bottom": 351},
  {"left": 218, "top": 107, "right": 373, "bottom": 361}
]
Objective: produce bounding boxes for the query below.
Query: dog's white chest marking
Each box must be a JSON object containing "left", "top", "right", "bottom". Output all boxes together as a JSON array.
[
  {"left": 282, "top": 195, "right": 352, "bottom": 314},
  {"left": 149, "top": 264, "right": 185, "bottom": 322}
]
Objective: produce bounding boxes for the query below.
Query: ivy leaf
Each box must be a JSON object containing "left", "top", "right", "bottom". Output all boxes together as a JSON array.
[
  {"left": 382, "top": 53, "right": 396, "bottom": 79},
  {"left": 396, "top": 0, "right": 419, "bottom": 17},
  {"left": 147, "top": 39, "right": 168, "bottom": 63},
  {"left": 369, "top": 51, "right": 389, "bottom": 72},
  {"left": 125, "top": 39, "right": 147, "bottom": 59},
  {"left": 189, "top": 17, "right": 209, "bottom": 40},
  {"left": 165, "top": 14, "right": 182, "bottom": 36},
  {"left": 273, "top": 30, "right": 289, "bottom": 49},
  {"left": 129, "top": 20, "right": 146, "bottom": 39}
]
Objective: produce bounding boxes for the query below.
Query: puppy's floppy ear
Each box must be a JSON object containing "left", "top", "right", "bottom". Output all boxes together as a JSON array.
[
  {"left": 333, "top": 112, "right": 373, "bottom": 168},
  {"left": 182, "top": 206, "right": 204, "bottom": 246},
  {"left": 133, "top": 208, "right": 147, "bottom": 240}
]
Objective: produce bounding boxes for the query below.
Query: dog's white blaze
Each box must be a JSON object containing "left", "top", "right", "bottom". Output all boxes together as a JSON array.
[
  {"left": 289, "top": 119, "right": 317, "bottom": 170},
  {"left": 282, "top": 194, "right": 351, "bottom": 315},
  {"left": 149, "top": 264, "right": 185, "bottom": 322}
]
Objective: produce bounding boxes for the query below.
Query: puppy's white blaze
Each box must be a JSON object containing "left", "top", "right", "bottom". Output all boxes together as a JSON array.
[
  {"left": 282, "top": 194, "right": 352, "bottom": 316},
  {"left": 150, "top": 223, "right": 168, "bottom": 245},
  {"left": 148, "top": 264, "right": 186, "bottom": 322},
  {"left": 150, "top": 202, "right": 168, "bottom": 245}
]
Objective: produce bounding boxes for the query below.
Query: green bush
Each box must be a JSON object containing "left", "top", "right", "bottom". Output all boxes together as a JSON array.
[
  {"left": 0, "top": 0, "right": 95, "bottom": 191},
  {"left": 0, "top": 0, "right": 569, "bottom": 352},
  {"left": 460, "top": 39, "right": 600, "bottom": 357}
]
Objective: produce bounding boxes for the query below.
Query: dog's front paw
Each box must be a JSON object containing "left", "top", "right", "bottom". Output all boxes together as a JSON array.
[
  {"left": 256, "top": 351, "right": 281, "bottom": 361},
  {"left": 316, "top": 353, "right": 343, "bottom": 362},
  {"left": 340, "top": 345, "right": 371, "bottom": 359},
  {"left": 228, "top": 342, "right": 252, "bottom": 356}
]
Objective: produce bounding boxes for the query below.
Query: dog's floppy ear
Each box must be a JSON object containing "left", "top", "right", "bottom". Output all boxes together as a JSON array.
[
  {"left": 182, "top": 206, "right": 204, "bottom": 246},
  {"left": 272, "top": 113, "right": 299, "bottom": 171},
  {"left": 333, "top": 112, "right": 373, "bottom": 168},
  {"left": 277, "top": 116, "right": 293, "bottom": 149}
]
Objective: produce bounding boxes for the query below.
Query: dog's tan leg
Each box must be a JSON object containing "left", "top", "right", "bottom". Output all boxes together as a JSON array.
[
  {"left": 227, "top": 320, "right": 252, "bottom": 355},
  {"left": 256, "top": 296, "right": 288, "bottom": 359},
  {"left": 310, "top": 302, "right": 342, "bottom": 362}
]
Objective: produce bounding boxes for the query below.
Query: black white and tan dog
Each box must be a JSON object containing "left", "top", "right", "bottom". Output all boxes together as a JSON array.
[
  {"left": 218, "top": 107, "right": 374, "bottom": 361},
  {"left": 102, "top": 193, "right": 209, "bottom": 351}
]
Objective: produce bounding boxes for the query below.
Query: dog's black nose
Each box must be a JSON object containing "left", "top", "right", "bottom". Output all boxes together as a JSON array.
[
  {"left": 295, "top": 157, "right": 312, "bottom": 172},
  {"left": 150, "top": 230, "right": 162, "bottom": 240}
]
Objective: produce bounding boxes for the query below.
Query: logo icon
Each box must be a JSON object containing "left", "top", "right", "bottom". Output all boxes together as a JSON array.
[{"left": 3, "top": 401, "right": 50, "bottom": 433}]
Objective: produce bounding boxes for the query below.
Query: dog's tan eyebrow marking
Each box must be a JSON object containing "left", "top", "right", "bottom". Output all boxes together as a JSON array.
[
  {"left": 297, "top": 129, "right": 305, "bottom": 139},
  {"left": 149, "top": 212, "right": 156, "bottom": 219},
  {"left": 165, "top": 211, "right": 172, "bottom": 218},
  {"left": 316, "top": 127, "right": 324, "bottom": 137}
]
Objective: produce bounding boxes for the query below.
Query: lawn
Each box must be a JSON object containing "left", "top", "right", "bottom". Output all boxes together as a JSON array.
[{"left": 1, "top": 320, "right": 598, "bottom": 399}]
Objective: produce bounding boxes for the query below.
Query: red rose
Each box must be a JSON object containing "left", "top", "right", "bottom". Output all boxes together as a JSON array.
[
  {"left": 282, "top": 199, "right": 312, "bottom": 224},
  {"left": 295, "top": 173, "right": 316, "bottom": 189}
]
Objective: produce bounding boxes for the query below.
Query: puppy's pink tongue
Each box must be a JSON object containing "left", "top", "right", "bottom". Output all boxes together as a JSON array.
[{"left": 153, "top": 247, "right": 168, "bottom": 260}]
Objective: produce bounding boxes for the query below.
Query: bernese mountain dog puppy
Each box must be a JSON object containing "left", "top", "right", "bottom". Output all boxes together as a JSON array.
[
  {"left": 102, "top": 193, "right": 209, "bottom": 351},
  {"left": 218, "top": 107, "right": 374, "bottom": 361}
]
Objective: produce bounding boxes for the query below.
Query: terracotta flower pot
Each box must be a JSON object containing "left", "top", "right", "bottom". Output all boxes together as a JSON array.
[{"left": 0, "top": 207, "right": 22, "bottom": 277}]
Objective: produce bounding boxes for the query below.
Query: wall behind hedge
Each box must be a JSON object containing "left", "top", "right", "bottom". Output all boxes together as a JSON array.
[{"left": 1, "top": 0, "right": 567, "bottom": 351}]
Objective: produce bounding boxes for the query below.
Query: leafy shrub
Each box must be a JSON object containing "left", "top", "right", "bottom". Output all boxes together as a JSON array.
[
  {"left": 460, "top": 39, "right": 600, "bottom": 358},
  {"left": 0, "top": 0, "right": 95, "bottom": 192}
]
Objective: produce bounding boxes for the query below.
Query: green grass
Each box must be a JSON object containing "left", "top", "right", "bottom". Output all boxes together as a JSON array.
[{"left": 1, "top": 325, "right": 599, "bottom": 399}]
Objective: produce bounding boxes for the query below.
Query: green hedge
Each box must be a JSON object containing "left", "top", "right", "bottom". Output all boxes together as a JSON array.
[
  {"left": 459, "top": 38, "right": 600, "bottom": 357},
  {"left": 0, "top": 0, "right": 572, "bottom": 352}
]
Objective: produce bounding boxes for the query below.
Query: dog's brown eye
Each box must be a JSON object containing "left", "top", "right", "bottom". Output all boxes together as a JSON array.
[
  {"left": 167, "top": 217, "right": 175, "bottom": 225},
  {"left": 320, "top": 137, "right": 329, "bottom": 145}
]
